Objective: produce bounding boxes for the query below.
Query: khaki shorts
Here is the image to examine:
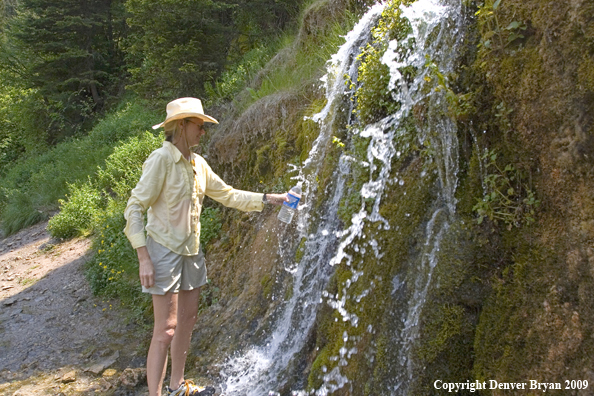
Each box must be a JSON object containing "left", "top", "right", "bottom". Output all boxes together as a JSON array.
[{"left": 142, "top": 236, "right": 207, "bottom": 295}]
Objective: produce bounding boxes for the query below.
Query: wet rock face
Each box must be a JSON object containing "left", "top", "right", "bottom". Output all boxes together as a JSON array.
[{"left": 199, "top": 0, "right": 594, "bottom": 394}]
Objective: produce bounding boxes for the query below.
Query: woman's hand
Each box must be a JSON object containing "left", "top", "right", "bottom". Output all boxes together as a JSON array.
[
  {"left": 265, "top": 193, "right": 289, "bottom": 206},
  {"left": 136, "top": 246, "right": 155, "bottom": 288}
]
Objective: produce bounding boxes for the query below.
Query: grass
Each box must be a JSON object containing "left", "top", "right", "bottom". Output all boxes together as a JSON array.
[{"left": 0, "top": 99, "right": 161, "bottom": 236}]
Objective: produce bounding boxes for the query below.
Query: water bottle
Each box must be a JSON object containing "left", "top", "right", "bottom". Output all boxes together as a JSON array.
[{"left": 277, "top": 183, "right": 302, "bottom": 224}]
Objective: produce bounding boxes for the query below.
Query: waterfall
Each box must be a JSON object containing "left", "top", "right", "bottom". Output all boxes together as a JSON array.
[
  {"left": 220, "top": 0, "right": 466, "bottom": 394},
  {"left": 313, "top": 0, "right": 466, "bottom": 394},
  {"left": 220, "top": 5, "right": 386, "bottom": 395}
]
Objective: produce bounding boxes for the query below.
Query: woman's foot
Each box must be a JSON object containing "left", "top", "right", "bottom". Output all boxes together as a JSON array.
[{"left": 166, "top": 380, "right": 216, "bottom": 396}]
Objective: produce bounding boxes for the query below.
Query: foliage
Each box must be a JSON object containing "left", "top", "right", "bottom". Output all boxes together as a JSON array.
[
  {"left": 86, "top": 203, "right": 223, "bottom": 319},
  {"left": 0, "top": 82, "right": 49, "bottom": 171},
  {"left": 96, "top": 130, "right": 164, "bottom": 199},
  {"left": 47, "top": 181, "right": 102, "bottom": 239},
  {"left": 204, "top": 44, "right": 278, "bottom": 105},
  {"left": 46, "top": 129, "right": 162, "bottom": 239},
  {"left": 475, "top": 0, "right": 527, "bottom": 56},
  {"left": 0, "top": 99, "right": 158, "bottom": 236},
  {"left": 424, "top": 55, "right": 475, "bottom": 120},
  {"left": 239, "top": 14, "right": 355, "bottom": 110},
  {"left": 124, "top": 0, "right": 234, "bottom": 102},
  {"left": 472, "top": 149, "right": 539, "bottom": 229},
  {"left": 227, "top": 0, "right": 302, "bottom": 57},
  {"left": 5, "top": 0, "right": 128, "bottom": 141},
  {"left": 354, "top": 0, "right": 414, "bottom": 125},
  {"left": 86, "top": 199, "right": 152, "bottom": 321},
  {"left": 199, "top": 207, "right": 223, "bottom": 250},
  {"left": 125, "top": 0, "right": 303, "bottom": 102}
]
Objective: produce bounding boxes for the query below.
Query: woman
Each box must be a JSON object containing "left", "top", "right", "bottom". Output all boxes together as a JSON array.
[{"left": 124, "top": 97, "right": 287, "bottom": 396}]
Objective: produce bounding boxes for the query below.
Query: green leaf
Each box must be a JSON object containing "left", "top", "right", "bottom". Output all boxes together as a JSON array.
[
  {"left": 506, "top": 21, "right": 520, "bottom": 30},
  {"left": 493, "top": 0, "right": 502, "bottom": 10}
]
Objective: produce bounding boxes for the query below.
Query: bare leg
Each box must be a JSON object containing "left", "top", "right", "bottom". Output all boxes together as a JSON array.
[
  {"left": 148, "top": 293, "right": 178, "bottom": 396},
  {"left": 169, "top": 287, "right": 201, "bottom": 390}
]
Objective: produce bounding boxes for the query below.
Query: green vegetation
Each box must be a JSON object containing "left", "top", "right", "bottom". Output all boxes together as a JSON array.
[
  {"left": 1, "top": 0, "right": 593, "bottom": 393},
  {"left": 3, "top": 0, "right": 128, "bottom": 141},
  {"left": 472, "top": 149, "right": 539, "bottom": 228},
  {"left": 353, "top": 0, "right": 415, "bottom": 124},
  {"left": 0, "top": 100, "right": 160, "bottom": 235}
]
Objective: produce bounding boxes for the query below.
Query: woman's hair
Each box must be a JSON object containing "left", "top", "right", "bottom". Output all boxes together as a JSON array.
[{"left": 164, "top": 119, "right": 186, "bottom": 142}]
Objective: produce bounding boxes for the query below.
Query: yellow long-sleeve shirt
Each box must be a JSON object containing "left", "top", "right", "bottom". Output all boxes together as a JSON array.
[{"left": 124, "top": 141, "right": 263, "bottom": 255}]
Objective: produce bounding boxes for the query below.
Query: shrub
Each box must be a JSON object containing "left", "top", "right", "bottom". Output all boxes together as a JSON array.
[
  {"left": 48, "top": 181, "right": 102, "bottom": 239},
  {"left": 0, "top": 98, "right": 159, "bottom": 236},
  {"left": 86, "top": 199, "right": 152, "bottom": 320},
  {"left": 97, "top": 130, "right": 164, "bottom": 199}
]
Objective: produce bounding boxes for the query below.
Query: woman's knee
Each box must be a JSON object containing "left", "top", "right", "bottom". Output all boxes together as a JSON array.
[{"left": 153, "top": 320, "right": 177, "bottom": 344}]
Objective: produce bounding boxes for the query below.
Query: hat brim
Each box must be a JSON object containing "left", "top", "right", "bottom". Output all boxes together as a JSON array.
[{"left": 152, "top": 113, "right": 219, "bottom": 130}]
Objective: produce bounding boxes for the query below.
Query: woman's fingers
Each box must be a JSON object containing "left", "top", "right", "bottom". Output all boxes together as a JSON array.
[
  {"left": 139, "top": 258, "right": 155, "bottom": 288},
  {"left": 140, "top": 268, "right": 155, "bottom": 288},
  {"left": 267, "top": 193, "right": 289, "bottom": 205},
  {"left": 136, "top": 246, "right": 155, "bottom": 288}
]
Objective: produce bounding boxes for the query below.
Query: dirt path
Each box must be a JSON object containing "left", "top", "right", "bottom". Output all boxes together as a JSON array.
[{"left": 0, "top": 222, "right": 149, "bottom": 396}]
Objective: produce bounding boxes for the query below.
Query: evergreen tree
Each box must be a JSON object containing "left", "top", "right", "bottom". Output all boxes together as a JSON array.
[
  {"left": 125, "top": 0, "right": 235, "bottom": 102},
  {"left": 125, "top": 0, "right": 303, "bottom": 102},
  {"left": 9, "top": 0, "right": 127, "bottom": 141}
]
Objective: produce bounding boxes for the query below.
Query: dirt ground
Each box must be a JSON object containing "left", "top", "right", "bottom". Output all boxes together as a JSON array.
[{"left": 0, "top": 222, "right": 149, "bottom": 395}]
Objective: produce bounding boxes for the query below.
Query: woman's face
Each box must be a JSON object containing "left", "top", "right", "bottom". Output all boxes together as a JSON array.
[{"left": 184, "top": 117, "right": 206, "bottom": 147}]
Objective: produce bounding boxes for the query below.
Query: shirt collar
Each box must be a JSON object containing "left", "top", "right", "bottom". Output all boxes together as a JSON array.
[{"left": 163, "top": 141, "right": 195, "bottom": 163}]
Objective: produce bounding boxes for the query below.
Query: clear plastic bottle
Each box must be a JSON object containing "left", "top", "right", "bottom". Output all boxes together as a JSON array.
[{"left": 277, "top": 183, "right": 302, "bottom": 224}]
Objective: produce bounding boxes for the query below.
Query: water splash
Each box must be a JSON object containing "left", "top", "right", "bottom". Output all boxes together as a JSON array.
[
  {"left": 313, "top": 0, "right": 466, "bottom": 394},
  {"left": 219, "top": 5, "right": 386, "bottom": 395},
  {"left": 220, "top": 0, "right": 466, "bottom": 393}
]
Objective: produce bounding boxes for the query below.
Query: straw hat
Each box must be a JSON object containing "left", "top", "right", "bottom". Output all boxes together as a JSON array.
[{"left": 152, "top": 97, "right": 219, "bottom": 130}]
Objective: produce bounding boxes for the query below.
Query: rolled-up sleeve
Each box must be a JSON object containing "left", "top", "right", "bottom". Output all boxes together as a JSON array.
[
  {"left": 124, "top": 152, "right": 167, "bottom": 249},
  {"left": 204, "top": 163, "right": 264, "bottom": 212}
]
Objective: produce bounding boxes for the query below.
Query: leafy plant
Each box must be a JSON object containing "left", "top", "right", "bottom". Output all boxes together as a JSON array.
[
  {"left": 476, "top": 0, "right": 527, "bottom": 55},
  {"left": 473, "top": 149, "right": 539, "bottom": 228},
  {"left": 200, "top": 207, "right": 223, "bottom": 249},
  {"left": 48, "top": 181, "right": 102, "bottom": 239},
  {"left": 0, "top": 99, "right": 159, "bottom": 236},
  {"left": 424, "top": 55, "right": 475, "bottom": 120},
  {"left": 86, "top": 199, "right": 151, "bottom": 322}
]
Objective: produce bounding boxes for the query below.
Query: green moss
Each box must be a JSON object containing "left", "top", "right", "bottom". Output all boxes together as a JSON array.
[
  {"left": 473, "top": 246, "right": 551, "bottom": 382},
  {"left": 354, "top": 1, "right": 414, "bottom": 125},
  {"left": 260, "top": 273, "right": 274, "bottom": 300},
  {"left": 295, "top": 237, "right": 307, "bottom": 263},
  {"left": 417, "top": 304, "right": 465, "bottom": 363},
  {"left": 306, "top": 146, "right": 440, "bottom": 394}
]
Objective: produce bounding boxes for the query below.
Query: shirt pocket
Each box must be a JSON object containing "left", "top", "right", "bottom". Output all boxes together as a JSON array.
[{"left": 167, "top": 166, "right": 191, "bottom": 206}]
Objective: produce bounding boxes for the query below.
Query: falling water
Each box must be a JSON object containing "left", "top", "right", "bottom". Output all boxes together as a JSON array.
[
  {"left": 313, "top": 0, "right": 466, "bottom": 394},
  {"left": 220, "top": 5, "right": 386, "bottom": 395},
  {"left": 221, "top": 0, "right": 466, "bottom": 393}
]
